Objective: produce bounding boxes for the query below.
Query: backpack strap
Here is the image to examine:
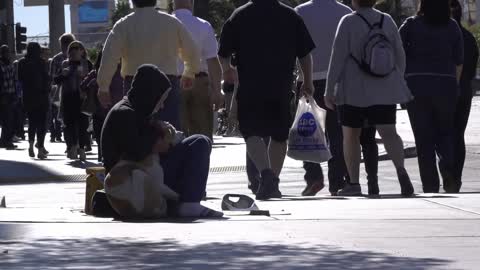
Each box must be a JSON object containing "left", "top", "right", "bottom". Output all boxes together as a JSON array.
[
  {"left": 355, "top": 13, "right": 373, "bottom": 29},
  {"left": 373, "top": 14, "right": 385, "bottom": 29}
]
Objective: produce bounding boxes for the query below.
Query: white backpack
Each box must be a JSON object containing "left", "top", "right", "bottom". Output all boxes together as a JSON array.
[{"left": 351, "top": 13, "right": 395, "bottom": 77}]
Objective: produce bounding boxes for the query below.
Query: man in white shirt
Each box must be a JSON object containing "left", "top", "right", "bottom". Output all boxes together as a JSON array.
[
  {"left": 97, "top": 0, "right": 201, "bottom": 129},
  {"left": 173, "top": 0, "right": 223, "bottom": 139}
]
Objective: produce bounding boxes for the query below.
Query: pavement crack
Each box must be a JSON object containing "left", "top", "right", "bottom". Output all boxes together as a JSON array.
[{"left": 422, "top": 199, "right": 480, "bottom": 216}]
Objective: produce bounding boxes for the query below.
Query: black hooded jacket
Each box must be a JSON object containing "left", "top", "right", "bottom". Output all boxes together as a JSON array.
[
  {"left": 17, "top": 43, "right": 50, "bottom": 111},
  {"left": 101, "top": 64, "right": 172, "bottom": 173}
]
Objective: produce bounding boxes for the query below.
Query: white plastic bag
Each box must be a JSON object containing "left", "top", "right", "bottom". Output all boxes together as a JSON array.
[{"left": 287, "top": 97, "right": 331, "bottom": 163}]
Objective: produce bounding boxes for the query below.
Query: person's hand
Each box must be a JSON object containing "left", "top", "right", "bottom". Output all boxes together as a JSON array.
[
  {"left": 97, "top": 90, "right": 112, "bottom": 108},
  {"left": 181, "top": 76, "right": 194, "bottom": 90},
  {"left": 300, "top": 80, "right": 315, "bottom": 97},
  {"left": 324, "top": 95, "right": 336, "bottom": 110},
  {"left": 160, "top": 121, "right": 176, "bottom": 145},
  {"left": 211, "top": 91, "right": 224, "bottom": 111},
  {"left": 223, "top": 68, "right": 237, "bottom": 84}
]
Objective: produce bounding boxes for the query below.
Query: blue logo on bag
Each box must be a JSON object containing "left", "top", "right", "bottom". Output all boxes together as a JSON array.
[{"left": 298, "top": 112, "right": 317, "bottom": 137}]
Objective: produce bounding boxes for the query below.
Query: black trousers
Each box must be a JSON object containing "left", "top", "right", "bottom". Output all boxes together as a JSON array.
[
  {"left": 27, "top": 108, "right": 48, "bottom": 148},
  {"left": 439, "top": 93, "right": 472, "bottom": 190},
  {"left": 63, "top": 95, "right": 89, "bottom": 149},
  {"left": 302, "top": 80, "right": 347, "bottom": 193},
  {"left": 49, "top": 104, "right": 62, "bottom": 140},
  {"left": 13, "top": 101, "right": 25, "bottom": 138},
  {"left": 0, "top": 93, "right": 16, "bottom": 144},
  {"left": 93, "top": 114, "right": 105, "bottom": 161},
  {"left": 407, "top": 94, "right": 456, "bottom": 192}
]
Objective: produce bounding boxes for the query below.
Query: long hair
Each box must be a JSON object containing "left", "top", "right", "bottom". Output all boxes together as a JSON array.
[
  {"left": 450, "top": 0, "right": 463, "bottom": 24},
  {"left": 418, "top": 0, "right": 451, "bottom": 25}
]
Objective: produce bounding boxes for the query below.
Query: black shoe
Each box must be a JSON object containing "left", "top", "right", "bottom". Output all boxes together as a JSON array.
[
  {"left": 397, "top": 168, "right": 414, "bottom": 197},
  {"left": 50, "top": 138, "right": 56, "bottom": 143},
  {"left": 256, "top": 169, "right": 282, "bottom": 200},
  {"left": 1, "top": 142, "right": 18, "bottom": 150},
  {"left": 367, "top": 177, "right": 380, "bottom": 196},
  {"left": 302, "top": 181, "right": 324, "bottom": 196},
  {"left": 85, "top": 145, "right": 93, "bottom": 153}
]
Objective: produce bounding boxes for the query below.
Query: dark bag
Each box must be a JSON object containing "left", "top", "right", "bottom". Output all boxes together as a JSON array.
[
  {"left": 80, "top": 70, "right": 98, "bottom": 116},
  {"left": 91, "top": 190, "right": 120, "bottom": 218}
]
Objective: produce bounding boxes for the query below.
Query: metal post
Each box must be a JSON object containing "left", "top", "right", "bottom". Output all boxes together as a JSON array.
[{"left": 49, "top": 0, "right": 66, "bottom": 55}]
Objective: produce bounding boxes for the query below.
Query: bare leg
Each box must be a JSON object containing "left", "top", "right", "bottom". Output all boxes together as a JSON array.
[
  {"left": 342, "top": 126, "right": 362, "bottom": 184},
  {"left": 246, "top": 136, "right": 270, "bottom": 173},
  {"left": 268, "top": 140, "right": 287, "bottom": 177},
  {"left": 376, "top": 124, "right": 405, "bottom": 170}
]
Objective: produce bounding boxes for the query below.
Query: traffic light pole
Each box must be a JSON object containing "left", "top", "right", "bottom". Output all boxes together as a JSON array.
[{"left": 0, "top": 0, "right": 15, "bottom": 55}]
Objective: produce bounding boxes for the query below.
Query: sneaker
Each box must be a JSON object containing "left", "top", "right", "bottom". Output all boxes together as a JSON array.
[
  {"left": 397, "top": 168, "right": 414, "bottom": 197},
  {"left": 78, "top": 148, "right": 87, "bottom": 161},
  {"left": 301, "top": 181, "right": 325, "bottom": 196},
  {"left": 337, "top": 184, "right": 362, "bottom": 196},
  {"left": 256, "top": 169, "right": 282, "bottom": 200},
  {"left": 37, "top": 148, "right": 48, "bottom": 160}
]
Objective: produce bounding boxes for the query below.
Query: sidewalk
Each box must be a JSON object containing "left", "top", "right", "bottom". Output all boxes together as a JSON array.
[{"left": 0, "top": 99, "right": 479, "bottom": 269}]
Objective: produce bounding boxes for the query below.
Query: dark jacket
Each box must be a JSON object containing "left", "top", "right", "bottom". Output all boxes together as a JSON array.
[
  {"left": 101, "top": 64, "right": 172, "bottom": 173},
  {"left": 459, "top": 25, "right": 479, "bottom": 97},
  {"left": 17, "top": 44, "right": 50, "bottom": 111}
]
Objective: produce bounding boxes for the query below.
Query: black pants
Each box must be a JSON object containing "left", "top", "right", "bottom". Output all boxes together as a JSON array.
[
  {"left": 439, "top": 93, "right": 472, "bottom": 190},
  {"left": 13, "top": 102, "right": 25, "bottom": 138},
  {"left": 63, "top": 95, "right": 89, "bottom": 149},
  {"left": 93, "top": 114, "right": 105, "bottom": 161},
  {"left": 0, "top": 93, "right": 16, "bottom": 145},
  {"left": 407, "top": 95, "right": 456, "bottom": 192},
  {"left": 49, "top": 105, "right": 62, "bottom": 140},
  {"left": 27, "top": 108, "right": 48, "bottom": 148},
  {"left": 302, "top": 80, "right": 347, "bottom": 193}
]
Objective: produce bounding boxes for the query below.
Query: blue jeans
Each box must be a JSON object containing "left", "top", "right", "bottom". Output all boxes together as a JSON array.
[
  {"left": 160, "top": 135, "right": 212, "bottom": 203},
  {"left": 124, "top": 75, "right": 181, "bottom": 129}
]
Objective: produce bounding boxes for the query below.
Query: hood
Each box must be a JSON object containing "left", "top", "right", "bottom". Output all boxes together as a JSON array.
[
  {"left": 127, "top": 64, "right": 172, "bottom": 117},
  {"left": 26, "top": 42, "right": 42, "bottom": 59}
]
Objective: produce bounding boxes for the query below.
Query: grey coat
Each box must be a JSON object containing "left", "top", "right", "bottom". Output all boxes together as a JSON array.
[{"left": 325, "top": 8, "right": 413, "bottom": 107}]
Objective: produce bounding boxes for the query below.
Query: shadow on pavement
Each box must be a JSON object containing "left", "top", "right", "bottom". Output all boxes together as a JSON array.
[{"left": 0, "top": 238, "right": 453, "bottom": 270}]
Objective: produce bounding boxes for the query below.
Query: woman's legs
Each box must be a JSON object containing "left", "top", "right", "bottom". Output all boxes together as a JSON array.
[
  {"left": 376, "top": 124, "right": 405, "bottom": 170},
  {"left": 35, "top": 109, "right": 48, "bottom": 149},
  {"left": 342, "top": 126, "right": 362, "bottom": 184},
  {"left": 360, "top": 127, "right": 379, "bottom": 195}
]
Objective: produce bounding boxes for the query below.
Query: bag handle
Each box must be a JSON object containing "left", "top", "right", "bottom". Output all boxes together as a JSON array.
[{"left": 355, "top": 13, "right": 385, "bottom": 30}]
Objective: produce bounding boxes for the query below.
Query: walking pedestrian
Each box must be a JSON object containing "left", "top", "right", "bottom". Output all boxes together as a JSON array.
[
  {"left": 399, "top": 0, "right": 464, "bottom": 193},
  {"left": 0, "top": 45, "right": 18, "bottom": 150},
  {"left": 295, "top": 0, "right": 352, "bottom": 196},
  {"left": 81, "top": 51, "right": 123, "bottom": 162},
  {"left": 97, "top": 0, "right": 200, "bottom": 129},
  {"left": 441, "top": 0, "right": 479, "bottom": 193},
  {"left": 17, "top": 42, "right": 51, "bottom": 159},
  {"left": 325, "top": 0, "right": 414, "bottom": 196},
  {"left": 218, "top": 0, "right": 316, "bottom": 200},
  {"left": 50, "top": 33, "right": 76, "bottom": 143},
  {"left": 173, "top": 0, "right": 224, "bottom": 139},
  {"left": 54, "top": 41, "right": 93, "bottom": 161}
]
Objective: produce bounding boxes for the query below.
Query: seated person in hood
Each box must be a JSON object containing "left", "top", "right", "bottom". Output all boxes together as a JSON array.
[{"left": 101, "top": 64, "right": 223, "bottom": 218}]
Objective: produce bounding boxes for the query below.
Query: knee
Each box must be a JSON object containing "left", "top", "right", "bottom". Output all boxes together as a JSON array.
[{"left": 188, "top": 135, "right": 212, "bottom": 154}]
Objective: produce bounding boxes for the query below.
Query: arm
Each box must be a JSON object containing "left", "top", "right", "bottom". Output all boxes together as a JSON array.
[
  {"left": 177, "top": 22, "right": 201, "bottom": 80},
  {"left": 298, "top": 54, "right": 314, "bottom": 96},
  {"left": 119, "top": 112, "right": 158, "bottom": 162},
  {"left": 457, "top": 65, "right": 463, "bottom": 83},
  {"left": 207, "top": 57, "right": 224, "bottom": 109},
  {"left": 453, "top": 22, "right": 465, "bottom": 84},
  {"left": 97, "top": 22, "right": 124, "bottom": 105},
  {"left": 325, "top": 17, "right": 349, "bottom": 99}
]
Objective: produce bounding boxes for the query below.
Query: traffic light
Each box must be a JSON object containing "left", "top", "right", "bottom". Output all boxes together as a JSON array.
[
  {"left": 0, "top": 24, "right": 7, "bottom": 46},
  {"left": 15, "top": 23, "right": 27, "bottom": 54}
]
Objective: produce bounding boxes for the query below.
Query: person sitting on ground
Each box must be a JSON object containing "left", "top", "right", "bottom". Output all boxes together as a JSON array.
[{"left": 101, "top": 64, "right": 223, "bottom": 218}]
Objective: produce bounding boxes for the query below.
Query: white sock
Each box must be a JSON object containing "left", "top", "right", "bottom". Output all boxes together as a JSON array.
[{"left": 177, "top": 203, "right": 224, "bottom": 218}]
